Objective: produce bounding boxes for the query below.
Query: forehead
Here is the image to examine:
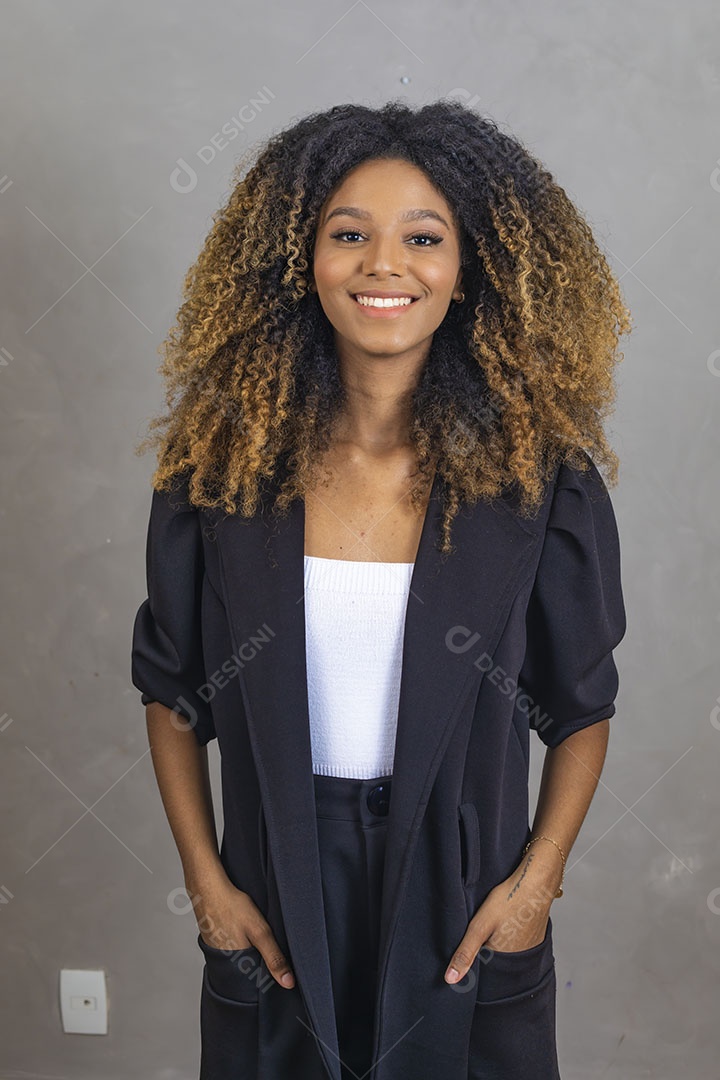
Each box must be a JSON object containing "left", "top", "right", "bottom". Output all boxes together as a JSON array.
[{"left": 319, "top": 158, "right": 456, "bottom": 226}]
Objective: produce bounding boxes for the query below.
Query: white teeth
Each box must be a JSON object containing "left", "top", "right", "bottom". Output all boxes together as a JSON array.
[{"left": 355, "top": 295, "right": 415, "bottom": 308}]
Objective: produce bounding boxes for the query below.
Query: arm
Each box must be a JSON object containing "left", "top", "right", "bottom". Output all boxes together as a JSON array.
[
  {"left": 145, "top": 700, "right": 225, "bottom": 893},
  {"left": 145, "top": 701, "right": 297, "bottom": 989},
  {"left": 445, "top": 720, "right": 610, "bottom": 983},
  {"left": 526, "top": 717, "right": 610, "bottom": 897}
]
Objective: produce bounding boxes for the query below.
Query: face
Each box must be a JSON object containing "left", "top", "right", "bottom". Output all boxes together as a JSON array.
[{"left": 311, "top": 157, "right": 464, "bottom": 365}]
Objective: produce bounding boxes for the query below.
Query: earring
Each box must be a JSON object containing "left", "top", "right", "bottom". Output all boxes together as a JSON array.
[{"left": 454, "top": 291, "right": 465, "bottom": 303}]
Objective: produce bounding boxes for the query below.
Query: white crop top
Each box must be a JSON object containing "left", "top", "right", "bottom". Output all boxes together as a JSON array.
[{"left": 303, "top": 555, "right": 414, "bottom": 779}]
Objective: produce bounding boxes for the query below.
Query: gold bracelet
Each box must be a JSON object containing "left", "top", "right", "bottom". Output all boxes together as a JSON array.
[{"left": 522, "top": 835, "right": 566, "bottom": 897}]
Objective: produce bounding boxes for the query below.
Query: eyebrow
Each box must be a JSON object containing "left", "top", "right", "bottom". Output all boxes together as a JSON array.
[{"left": 323, "top": 206, "right": 451, "bottom": 230}]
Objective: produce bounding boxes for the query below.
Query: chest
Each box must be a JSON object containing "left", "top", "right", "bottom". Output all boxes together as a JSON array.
[{"left": 303, "top": 451, "right": 433, "bottom": 563}]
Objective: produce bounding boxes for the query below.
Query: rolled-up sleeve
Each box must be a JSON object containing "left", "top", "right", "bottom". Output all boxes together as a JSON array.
[
  {"left": 517, "top": 453, "right": 627, "bottom": 749},
  {"left": 131, "top": 475, "right": 217, "bottom": 747}
]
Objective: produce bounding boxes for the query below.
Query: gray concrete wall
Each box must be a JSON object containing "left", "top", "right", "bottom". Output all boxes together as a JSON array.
[{"left": 0, "top": 0, "right": 717, "bottom": 1076}]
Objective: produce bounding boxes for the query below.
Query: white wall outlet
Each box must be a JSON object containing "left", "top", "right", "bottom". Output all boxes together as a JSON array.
[{"left": 59, "top": 969, "right": 108, "bottom": 1034}]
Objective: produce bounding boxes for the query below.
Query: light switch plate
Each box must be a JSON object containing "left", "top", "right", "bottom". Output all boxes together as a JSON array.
[{"left": 59, "top": 969, "right": 108, "bottom": 1034}]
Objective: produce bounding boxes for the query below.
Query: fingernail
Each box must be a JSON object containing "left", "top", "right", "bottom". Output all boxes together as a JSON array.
[
  {"left": 281, "top": 972, "right": 294, "bottom": 987},
  {"left": 445, "top": 967, "right": 460, "bottom": 983}
]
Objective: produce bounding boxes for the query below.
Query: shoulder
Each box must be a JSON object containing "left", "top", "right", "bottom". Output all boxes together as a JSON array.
[
  {"left": 542, "top": 451, "right": 623, "bottom": 582},
  {"left": 150, "top": 468, "right": 199, "bottom": 516},
  {"left": 548, "top": 450, "right": 618, "bottom": 531},
  {"left": 555, "top": 449, "right": 611, "bottom": 499}
]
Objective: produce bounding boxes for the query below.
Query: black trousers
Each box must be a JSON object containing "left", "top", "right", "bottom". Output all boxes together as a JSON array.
[{"left": 313, "top": 771, "right": 393, "bottom": 1080}]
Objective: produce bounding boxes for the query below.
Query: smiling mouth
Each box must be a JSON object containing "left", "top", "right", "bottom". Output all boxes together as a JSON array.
[{"left": 352, "top": 294, "right": 420, "bottom": 308}]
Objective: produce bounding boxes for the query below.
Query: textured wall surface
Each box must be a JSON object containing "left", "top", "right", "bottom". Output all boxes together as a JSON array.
[{"left": 0, "top": 0, "right": 718, "bottom": 1076}]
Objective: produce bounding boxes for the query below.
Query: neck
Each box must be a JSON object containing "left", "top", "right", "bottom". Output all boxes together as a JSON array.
[{"left": 332, "top": 341, "right": 429, "bottom": 455}]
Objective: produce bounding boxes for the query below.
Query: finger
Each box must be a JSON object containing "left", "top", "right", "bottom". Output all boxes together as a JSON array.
[
  {"left": 250, "top": 924, "right": 295, "bottom": 989},
  {"left": 444, "top": 934, "right": 482, "bottom": 984}
]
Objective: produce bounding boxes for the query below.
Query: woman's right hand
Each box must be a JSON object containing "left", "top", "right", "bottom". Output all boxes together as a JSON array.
[{"left": 191, "top": 873, "right": 296, "bottom": 989}]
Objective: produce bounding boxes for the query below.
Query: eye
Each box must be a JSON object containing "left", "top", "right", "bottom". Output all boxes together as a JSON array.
[
  {"left": 409, "top": 232, "right": 444, "bottom": 246},
  {"left": 328, "top": 230, "right": 444, "bottom": 246},
  {"left": 329, "top": 230, "right": 365, "bottom": 243}
]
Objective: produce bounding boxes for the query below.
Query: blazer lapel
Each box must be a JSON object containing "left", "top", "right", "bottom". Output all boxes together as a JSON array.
[
  {"left": 213, "top": 483, "right": 345, "bottom": 1079},
  {"left": 371, "top": 471, "right": 550, "bottom": 1011},
  {"left": 212, "top": 467, "right": 552, "bottom": 1079}
]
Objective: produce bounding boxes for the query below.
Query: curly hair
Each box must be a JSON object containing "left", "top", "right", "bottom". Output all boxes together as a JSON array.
[{"left": 134, "top": 98, "right": 633, "bottom": 556}]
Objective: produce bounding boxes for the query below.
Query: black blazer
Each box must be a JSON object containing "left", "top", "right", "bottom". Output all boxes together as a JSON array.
[{"left": 131, "top": 451, "right": 626, "bottom": 1080}]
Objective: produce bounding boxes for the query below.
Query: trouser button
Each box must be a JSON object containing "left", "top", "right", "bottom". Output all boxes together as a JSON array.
[{"left": 366, "top": 782, "right": 391, "bottom": 816}]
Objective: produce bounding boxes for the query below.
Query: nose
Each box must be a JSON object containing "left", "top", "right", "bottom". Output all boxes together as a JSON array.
[{"left": 361, "top": 234, "right": 406, "bottom": 278}]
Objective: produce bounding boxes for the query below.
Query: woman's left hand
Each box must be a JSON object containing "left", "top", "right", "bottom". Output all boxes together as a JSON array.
[{"left": 444, "top": 859, "right": 558, "bottom": 984}]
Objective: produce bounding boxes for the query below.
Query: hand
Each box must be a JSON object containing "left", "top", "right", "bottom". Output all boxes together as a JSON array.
[
  {"left": 444, "top": 862, "right": 557, "bottom": 985},
  {"left": 189, "top": 872, "right": 296, "bottom": 990}
]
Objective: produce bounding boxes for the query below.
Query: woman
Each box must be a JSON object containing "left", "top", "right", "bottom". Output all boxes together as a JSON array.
[{"left": 131, "top": 99, "right": 631, "bottom": 1080}]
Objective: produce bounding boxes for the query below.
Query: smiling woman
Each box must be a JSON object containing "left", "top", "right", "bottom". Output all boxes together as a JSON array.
[{"left": 132, "top": 98, "right": 630, "bottom": 1080}]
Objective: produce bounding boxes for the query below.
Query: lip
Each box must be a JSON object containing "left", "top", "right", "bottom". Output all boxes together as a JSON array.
[
  {"left": 350, "top": 291, "right": 421, "bottom": 319},
  {"left": 352, "top": 290, "right": 421, "bottom": 299}
]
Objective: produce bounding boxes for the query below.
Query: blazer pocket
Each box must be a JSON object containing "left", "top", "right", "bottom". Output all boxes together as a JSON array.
[
  {"left": 197, "top": 931, "right": 264, "bottom": 1005},
  {"left": 198, "top": 936, "right": 261, "bottom": 1078},
  {"left": 458, "top": 801, "right": 482, "bottom": 886}
]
